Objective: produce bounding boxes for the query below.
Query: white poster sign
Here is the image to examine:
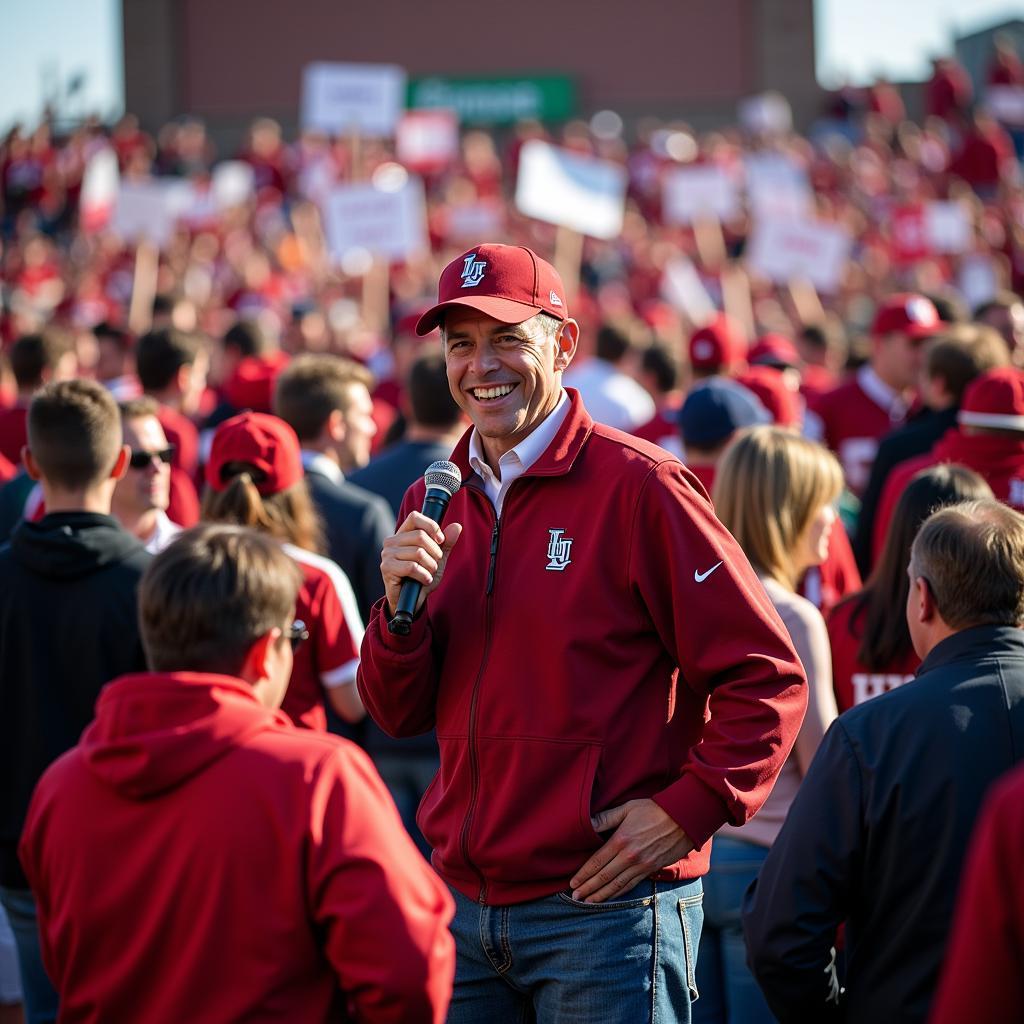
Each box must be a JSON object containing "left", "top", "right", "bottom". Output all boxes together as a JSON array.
[
  {"left": 514, "top": 140, "right": 627, "bottom": 240},
  {"left": 744, "top": 153, "right": 812, "bottom": 220},
  {"left": 747, "top": 217, "right": 852, "bottom": 294},
  {"left": 662, "top": 165, "right": 741, "bottom": 225},
  {"left": 323, "top": 178, "right": 428, "bottom": 263},
  {"left": 301, "top": 62, "right": 406, "bottom": 137},
  {"left": 113, "top": 180, "right": 195, "bottom": 248}
]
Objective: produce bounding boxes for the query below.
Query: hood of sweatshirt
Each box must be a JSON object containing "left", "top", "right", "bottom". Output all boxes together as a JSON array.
[
  {"left": 82, "top": 672, "right": 288, "bottom": 799},
  {"left": 10, "top": 512, "right": 147, "bottom": 581},
  {"left": 933, "top": 429, "right": 1024, "bottom": 500}
]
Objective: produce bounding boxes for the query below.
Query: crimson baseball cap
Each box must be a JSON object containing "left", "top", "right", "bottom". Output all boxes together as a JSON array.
[
  {"left": 415, "top": 244, "right": 569, "bottom": 336},
  {"left": 205, "top": 411, "right": 304, "bottom": 496},
  {"left": 749, "top": 333, "right": 800, "bottom": 370},
  {"left": 737, "top": 366, "right": 801, "bottom": 428},
  {"left": 958, "top": 367, "right": 1024, "bottom": 432},
  {"left": 688, "top": 314, "right": 747, "bottom": 372},
  {"left": 872, "top": 294, "right": 942, "bottom": 340}
]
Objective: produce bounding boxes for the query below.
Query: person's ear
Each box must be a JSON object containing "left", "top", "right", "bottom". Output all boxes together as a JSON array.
[
  {"left": 174, "top": 363, "right": 192, "bottom": 395},
  {"left": 110, "top": 445, "right": 130, "bottom": 481},
  {"left": 325, "top": 407, "right": 347, "bottom": 444},
  {"left": 554, "top": 318, "right": 580, "bottom": 372},
  {"left": 22, "top": 446, "right": 40, "bottom": 480},
  {"left": 238, "top": 629, "right": 279, "bottom": 685},
  {"left": 914, "top": 576, "right": 937, "bottom": 624}
]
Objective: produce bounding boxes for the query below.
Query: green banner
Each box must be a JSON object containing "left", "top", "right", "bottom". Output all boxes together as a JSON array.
[{"left": 407, "top": 75, "right": 576, "bottom": 124}]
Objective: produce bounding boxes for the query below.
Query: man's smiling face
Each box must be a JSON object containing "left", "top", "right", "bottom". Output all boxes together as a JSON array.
[{"left": 443, "top": 309, "right": 577, "bottom": 468}]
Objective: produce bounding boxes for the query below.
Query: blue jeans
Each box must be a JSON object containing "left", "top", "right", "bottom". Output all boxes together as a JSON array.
[
  {"left": 0, "top": 888, "right": 57, "bottom": 1024},
  {"left": 692, "top": 837, "right": 774, "bottom": 1024},
  {"left": 447, "top": 877, "right": 703, "bottom": 1023}
]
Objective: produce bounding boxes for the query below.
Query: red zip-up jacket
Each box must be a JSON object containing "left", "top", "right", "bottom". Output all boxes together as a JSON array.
[
  {"left": 358, "top": 390, "right": 808, "bottom": 906},
  {"left": 20, "top": 672, "right": 454, "bottom": 1023}
]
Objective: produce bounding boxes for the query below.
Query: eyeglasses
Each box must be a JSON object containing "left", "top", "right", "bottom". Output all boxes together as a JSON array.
[
  {"left": 287, "top": 620, "right": 309, "bottom": 651},
  {"left": 128, "top": 446, "right": 176, "bottom": 470}
]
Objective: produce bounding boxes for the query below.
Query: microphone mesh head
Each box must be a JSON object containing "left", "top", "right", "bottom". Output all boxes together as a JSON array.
[{"left": 424, "top": 460, "right": 462, "bottom": 497}]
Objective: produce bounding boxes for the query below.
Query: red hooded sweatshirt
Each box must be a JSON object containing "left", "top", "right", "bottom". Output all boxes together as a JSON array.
[
  {"left": 358, "top": 390, "right": 808, "bottom": 905},
  {"left": 20, "top": 672, "right": 454, "bottom": 1023},
  {"left": 873, "top": 429, "right": 1024, "bottom": 561}
]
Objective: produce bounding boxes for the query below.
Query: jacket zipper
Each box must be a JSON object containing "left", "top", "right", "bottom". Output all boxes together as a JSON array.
[{"left": 459, "top": 501, "right": 501, "bottom": 904}]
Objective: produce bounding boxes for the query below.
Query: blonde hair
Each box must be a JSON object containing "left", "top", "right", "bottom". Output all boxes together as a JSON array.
[
  {"left": 201, "top": 462, "right": 324, "bottom": 555},
  {"left": 713, "top": 426, "right": 843, "bottom": 590}
]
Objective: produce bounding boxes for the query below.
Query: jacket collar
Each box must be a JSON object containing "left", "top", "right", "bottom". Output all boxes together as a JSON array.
[
  {"left": 917, "top": 624, "right": 1024, "bottom": 677},
  {"left": 450, "top": 387, "right": 594, "bottom": 487}
]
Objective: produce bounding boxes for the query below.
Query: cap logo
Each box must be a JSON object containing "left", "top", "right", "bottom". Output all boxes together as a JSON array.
[
  {"left": 906, "top": 297, "right": 932, "bottom": 324},
  {"left": 549, "top": 290, "right": 563, "bottom": 307},
  {"left": 460, "top": 254, "right": 488, "bottom": 288}
]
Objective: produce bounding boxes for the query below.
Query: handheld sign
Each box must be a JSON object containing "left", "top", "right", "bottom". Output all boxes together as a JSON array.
[
  {"left": 301, "top": 62, "right": 406, "bottom": 137},
  {"left": 323, "top": 178, "right": 428, "bottom": 264},
  {"left": 514, "top": 140, "right": 627, "bottom": 240},
  {"left": 747, "top": 216, "right": 852, "bottom": 294},
  {"left": 662, "top": 165, "right": 741, "bottom": 225}
]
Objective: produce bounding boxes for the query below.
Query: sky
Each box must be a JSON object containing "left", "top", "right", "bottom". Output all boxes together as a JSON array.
[{"left": 0, "top": 0, "right": 1022, "bottom": 133}]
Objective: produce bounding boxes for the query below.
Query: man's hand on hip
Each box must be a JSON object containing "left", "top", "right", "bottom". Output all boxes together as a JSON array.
[{"left": 569, "top": 799, "right": 694, "bottom": 904}]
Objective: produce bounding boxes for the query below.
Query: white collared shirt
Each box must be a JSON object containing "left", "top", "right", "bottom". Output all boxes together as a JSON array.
[
  {"left": 468, "top": 390, "right": 570, "bottom": 516},
  {"left": 143, "top": 511, "right": 182, "bottom": 554},
  {"left": 857, "top": 364, "right": 908, "bottom": 424},
  {"left": 301, "top": 450, "right": 344, "bottom": 487}
]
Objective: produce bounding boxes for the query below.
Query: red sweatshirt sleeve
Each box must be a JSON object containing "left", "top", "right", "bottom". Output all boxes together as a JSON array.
[
  {"left": 930, "top": 769, "right": 1024, "bottom": 1024},
  {"left": 308, "top": 743, "right": 455, "bottom": 1023},
  {"left": 632, "top": 461, "right": 809, "bottom": 847},
  {"left": 356, "top": 486, "right": 442, "bottom": 737}
]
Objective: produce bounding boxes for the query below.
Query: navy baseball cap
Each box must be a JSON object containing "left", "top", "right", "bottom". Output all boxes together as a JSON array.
[{"left": 678, "top": 378, "right": 771, "bottom": 449}]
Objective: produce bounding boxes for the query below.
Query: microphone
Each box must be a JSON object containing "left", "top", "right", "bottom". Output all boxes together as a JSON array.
[{"left": 388, "top": 460, "right": 462, "bottom": 636}]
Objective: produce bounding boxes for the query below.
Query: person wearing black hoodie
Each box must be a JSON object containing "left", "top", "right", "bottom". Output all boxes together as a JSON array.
[{"left": 0, "top": 379, "right": 149, "bottom": 1024}]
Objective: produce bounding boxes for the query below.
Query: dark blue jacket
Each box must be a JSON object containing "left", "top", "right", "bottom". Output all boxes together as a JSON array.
[{"left": 743, "top": 625, "right": 1024, "bottom": 1023}]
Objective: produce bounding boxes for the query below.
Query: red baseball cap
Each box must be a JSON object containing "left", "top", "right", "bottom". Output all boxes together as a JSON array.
[
  {"left": 688, "top": 314, "right": 747, "bottom": 372},
  {"left": 737, "top": 366, "right": 801, "bottom": 428},
  {"left": 205, "top": 411, "right": 304, "bottom": 496},
  {"left": 872, "top": 294, "right": 942, "bottom": 340},
  {"left": 959, "top": 367, "right": 1024, "bottom": 432},
  {"left": 415, "top": 244, "right": 569, "bottom": 336},
  {"left": 749, "top": 333, "right": 800, "bottom": 370}
]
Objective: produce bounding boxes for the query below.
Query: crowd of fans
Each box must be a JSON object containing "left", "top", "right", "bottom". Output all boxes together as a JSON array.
[{"left": 2, "top": 34, "right": 1024, "bottom": 1024}]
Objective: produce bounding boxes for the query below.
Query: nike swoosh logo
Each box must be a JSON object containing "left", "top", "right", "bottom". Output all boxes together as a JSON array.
[{"left": 694, "top": 561, "right": 723, "bottom": 583}]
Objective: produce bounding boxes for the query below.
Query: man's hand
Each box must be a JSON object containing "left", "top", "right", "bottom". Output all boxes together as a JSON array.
[
  {"left": 380, "top": 512, "right": 463, "bottom": 617},
  {"left": 569, "top": 799, "right": 694, "bottom": 904}
]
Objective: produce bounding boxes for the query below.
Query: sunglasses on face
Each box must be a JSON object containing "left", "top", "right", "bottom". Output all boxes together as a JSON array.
[
  {"left": 287, "top": 620, "right": 309, "bottom": 652},
  {"left": 128, "top": 446, "right": 176, "bottom": 470}
]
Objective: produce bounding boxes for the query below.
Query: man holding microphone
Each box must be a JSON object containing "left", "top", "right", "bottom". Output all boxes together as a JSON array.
[{"left": 358, "top": 244, "right": 807, "bottom": 1023}]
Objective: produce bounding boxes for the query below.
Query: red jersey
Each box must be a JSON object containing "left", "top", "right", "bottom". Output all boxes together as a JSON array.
[
  {"left": 805, "top": 367, "right": 908, "bottom": 495},
  {"left": 0, "top": 449, "right": 14, "bottom": 485},
  {"left": 20, "top": 671, "right": 454, "bottom": 1023},
  {"left": 873, "top": 429, "right": 1024, "bottom": 562},
  {"left": 634, "top": 403, "right": 684, "bottom": 459},
  {"left": 284, "top": 544, "right": 362, "bottom": 731},
  {"left": 826, "top": 596, "right": 918, "bottom": 712}
]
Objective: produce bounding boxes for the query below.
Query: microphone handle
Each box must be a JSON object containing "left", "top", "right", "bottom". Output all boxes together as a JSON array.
[{"left": 388, "top": 488, "right": 451, "bottom": 636}]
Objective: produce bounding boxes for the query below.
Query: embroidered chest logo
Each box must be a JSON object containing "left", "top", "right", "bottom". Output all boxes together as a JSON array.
[
  {"left": 460, "top": 254, "right": 488, "bottom": 288},
  {"left": 545, "top": 528, "right": 573, "bottom": 571}
]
